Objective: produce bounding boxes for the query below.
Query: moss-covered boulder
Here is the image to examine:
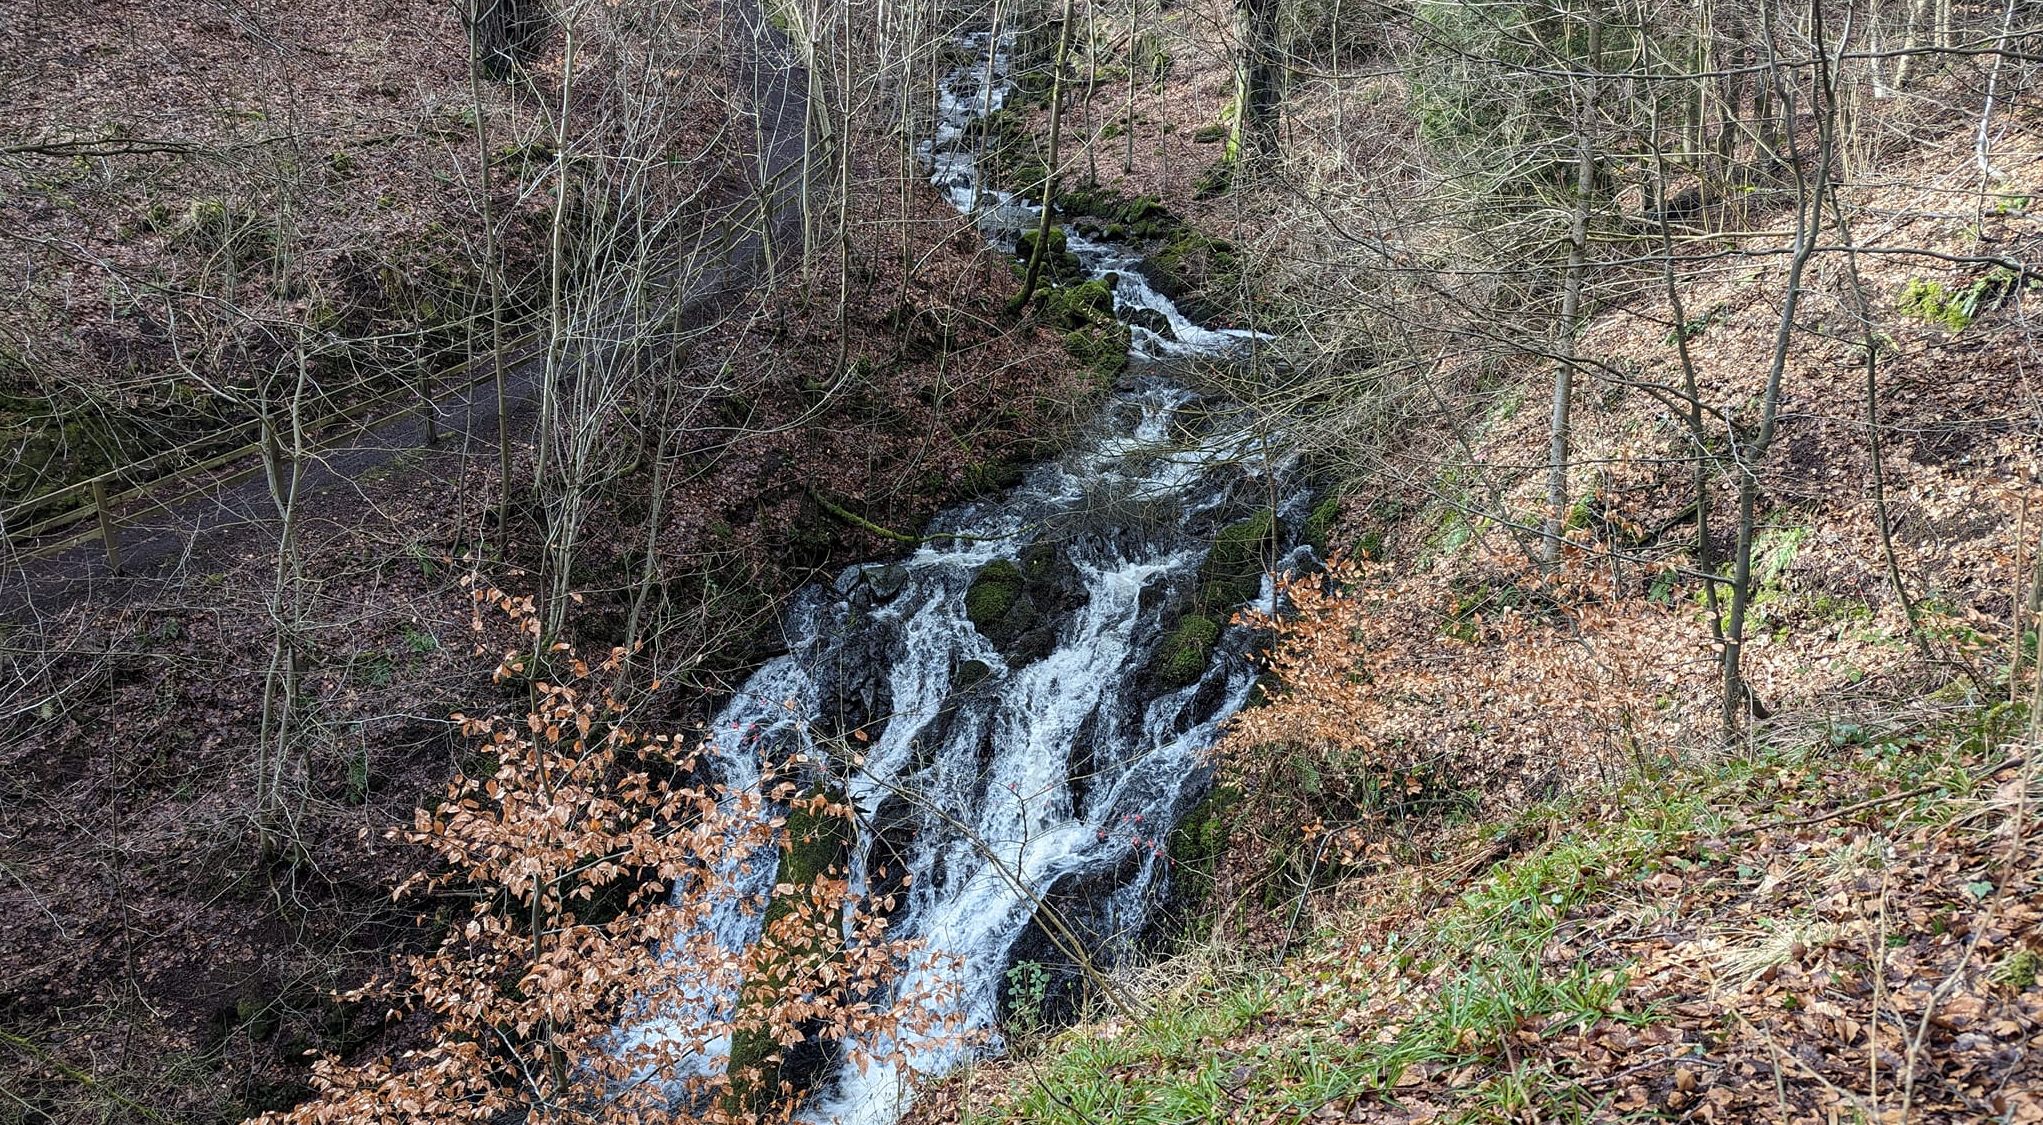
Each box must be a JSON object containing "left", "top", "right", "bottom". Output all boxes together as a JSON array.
[
  {"left": 1063, "top": 324, "right": 1132, "bottom": 384},
  {"left": 1037, "top": 277, "right": 1117, "bottom": 330},
  {"left": 1016, "top": 225, "right": 1083, "bottom": 280},
  {"left": 954, "top": 658, "right": 994, "bottom": 692},
  {"left": 961, "top": 459, "right": 1026, "bottom": 498},
  {"left": 1151, "top": 614, "right": 1220, "bottom": 689},
  {"left": 1198, "top": 510, "right": 1277, "bottom": 611},
  {"left": 1303, "top": 494, "right": 1343, "bottom": 555},
  {"left": 1164, "top": 783, "right": 1240, "bottom": 935},
  {"left": 964, "top": 547, "right": 1089, "bottom": 667},
  {"left": 1148, "top": 228, "right": 1240, "bottom": 325},
  {"left": 1124, "top": 306, "right": 1175, "bottom": 340},
  {"left": 965, "top": 559, "right": 1025, "bottom": 632},
  {"left": 727, "top": 794, "right": 852, "bottom": 1115}
]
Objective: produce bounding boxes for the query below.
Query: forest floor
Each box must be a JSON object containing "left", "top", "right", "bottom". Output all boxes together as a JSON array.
[
  {"left": 0, "top": 5, "right": 1100, "bottom": 1122},
  {"left": 921, "top": 712, "right": 2042, "bottom": 1124}
]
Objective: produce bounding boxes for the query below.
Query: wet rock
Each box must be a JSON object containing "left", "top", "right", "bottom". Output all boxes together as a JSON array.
[
  {"left": 1037, "top": 279, "right": 1117, "bottom": 330},
  {"left": 967, "top": 548, "right": 1089, "bottom": 669},
  {"left": 864, "top": 563, "right": 910, "bottom": 601},
  {"left": 1148, "top": 613, "right": 1219, "bottom": 690},
  {"left": 1197, "top": 509, "right": 1277, "bottom": 612},
  {"left": 965, "top": 559, "right": 1027, "bottom": 634},
  {"left": 1123, "top": 306, "right": 1175, "bottom": 340},
  {"left": 1015, "top": 225, "right": 1084, "bottom": 280}
]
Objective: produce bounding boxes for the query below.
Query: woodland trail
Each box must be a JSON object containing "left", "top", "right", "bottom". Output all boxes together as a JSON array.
[{"left": 0, "top": 0, "right": 809, "bottom": 622}]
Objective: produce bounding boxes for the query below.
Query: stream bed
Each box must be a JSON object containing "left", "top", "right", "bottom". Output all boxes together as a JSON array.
[{"left": 645, "top": 25, "right": 1311, "bottom": 1125}]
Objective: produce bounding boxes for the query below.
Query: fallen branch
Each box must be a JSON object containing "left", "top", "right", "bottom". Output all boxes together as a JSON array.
[
  {"left": 0, "top": 1028, "right": 173, "bottom": 1123},
  {"left": 808, "top": 489, "right": 1010, "bottom": 545},
  {"left": 808, "top": 490, "right": 922, "bottom": 543}
]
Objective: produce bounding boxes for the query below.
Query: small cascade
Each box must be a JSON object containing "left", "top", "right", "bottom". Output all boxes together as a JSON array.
[{"left": 637, "top": 23, "right": 1308, "bottom": 1125}]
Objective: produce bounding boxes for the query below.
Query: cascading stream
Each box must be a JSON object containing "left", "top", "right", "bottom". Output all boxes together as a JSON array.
[{"left": 637, "top": 24, "right": 1309, "bottom": 1125}]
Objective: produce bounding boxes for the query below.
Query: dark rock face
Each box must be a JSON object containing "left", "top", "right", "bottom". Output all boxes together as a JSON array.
[
  {"left": 965, "top": 548, "right": 1089, "bottom": 669},
  {"left": 1123, "top": 306, "right": 1175, "bottom": 340}
]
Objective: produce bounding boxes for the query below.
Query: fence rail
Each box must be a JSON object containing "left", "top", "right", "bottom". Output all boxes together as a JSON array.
[{"left": 1, "top": 335, "right": 542, "bottom": 568}]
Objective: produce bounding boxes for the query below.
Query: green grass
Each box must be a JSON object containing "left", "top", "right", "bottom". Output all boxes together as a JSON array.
[
  {"left": 962, "top": 708, "right": 2027, "bottom": 1124},
  {"left": 964, "top": 775, "right": 1719, "bottom": 1123}
]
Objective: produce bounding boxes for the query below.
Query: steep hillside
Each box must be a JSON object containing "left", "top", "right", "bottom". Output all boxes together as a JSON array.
[{"left": 906, "top": 0, "right": 2043, "bottom": 1121}]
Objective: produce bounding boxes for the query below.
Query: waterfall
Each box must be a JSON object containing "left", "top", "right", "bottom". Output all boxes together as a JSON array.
[{"left": 636, "top": 25, "right": 1310, "bottom": 1125}]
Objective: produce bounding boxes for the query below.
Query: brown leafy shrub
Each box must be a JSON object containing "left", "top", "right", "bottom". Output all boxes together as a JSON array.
[
  {"left": 1220, "top": 558, "right": 1712, "bottom": 875},
  {"left": 253, "top": 578, "right": 956, "bottom": 1124}
]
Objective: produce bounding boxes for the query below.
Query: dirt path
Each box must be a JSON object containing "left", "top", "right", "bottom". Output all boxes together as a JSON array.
[{"left": 0, "top": 0, "right": 809, "bottom": 622}]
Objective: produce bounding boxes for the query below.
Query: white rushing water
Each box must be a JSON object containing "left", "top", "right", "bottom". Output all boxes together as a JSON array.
[{"left": 633, "top": 25, "right": 1310, "bottom": 1125}]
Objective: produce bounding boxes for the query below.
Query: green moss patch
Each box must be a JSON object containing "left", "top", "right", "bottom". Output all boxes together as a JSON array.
[
  {"left": 962, "top": 459, "right": 1026, "bottom": 498},
  {"left": 727, "top": 792, "right": 851, "bottom": 1113},
  {"left": 1198, "top": 510, "right": 1277, "bottom": 611},
  {"left": 1165, "top": 783, "right": 1241, "bottom": 932},
  {"left": 1152, "top": 614, "right": 1221, "bottom": 689},
  {"left": 966, "top": 559, "right": 1026, "bottom": 631},
  {"left": 1063, "top": 324, "right": 1132, "bottom": 384},
  {"left": 1898, "top": 268, "right": 2018, "bottom": 332},
  {"left": 1016, "top": 225, "right": 1083, "bottom": 280},
  {"left": 1303, "top": 494, "right": 1343, "bottom": 554},
  {"left": 1038, "top": 278, "right": 1118, "bottom": 330}
]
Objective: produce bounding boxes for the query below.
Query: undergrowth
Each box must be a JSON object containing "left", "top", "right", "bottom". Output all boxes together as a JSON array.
[{"left": 949, "top": 701, "right": 2039, "bottom": 1124}]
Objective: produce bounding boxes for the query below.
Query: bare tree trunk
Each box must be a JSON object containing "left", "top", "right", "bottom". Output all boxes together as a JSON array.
[
  {"left": 1722, "top": 0, "right": 1836, "bottom": 736},
  {"left": 471, "top": 0, "right": 552, "bottom": 81},
  {"left": 1229, "top": 0, "right": 1282, "bottom": 174},
  {"left": 467, "top": 30, "right": 512, "bottom": 546},
  {"left": 1016, "top": 0, "right": 1077, "bottom": 307},
  {"left": 1829, "top": 183, "right": 1931, "bottom": 661},
  {"left": 1124, "top": 0, "right": 1139, "bottom": 173},
  {"left": 1543, "top": 2, "right": 1600, "bottom": 570},
  {"left": 1647, "top": 92, "right": 1726, "bottom": 652}
]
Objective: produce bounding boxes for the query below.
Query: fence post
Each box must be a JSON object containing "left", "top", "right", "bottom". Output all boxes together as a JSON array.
[
  {"left": 91, "top": 479, "right": 121, "bottom": 572},
  {"left": 420, "top": 361, "right": 438, "bottom": 447}
]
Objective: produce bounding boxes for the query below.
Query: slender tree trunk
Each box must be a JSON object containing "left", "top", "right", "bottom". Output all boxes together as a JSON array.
[
  {"left": 1016, "top": 0, "right": 1076, "bottom": 307},
  {"left": 467, "top": 36, "right": 512, "bottom": 546},
  {"left": 1229, "top": 0, "right": 1282, "bottom": 174},
  {"left": 1648, "top": 96, "right": 1726, "bottom": 651},
  {"left": 1829, "top": 185, "right": 1931, "bottom": 661},
  {"left": 1722, "top": 0, "right": 1836, "bottom": 736},
  {"left": 1124, "top": 0, "right": 1139, "bottom": 173},
  {"left": 1543, "top": 3, "right": 1600, "bottom": 570}
]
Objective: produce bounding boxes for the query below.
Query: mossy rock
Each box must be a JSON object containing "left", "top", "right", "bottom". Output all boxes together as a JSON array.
[
  {"left": 1302, "top": 494, "right": 1343, "bottom": 554},
  {"left": 962, "top": 459, "right": 1026, "bottom": 498},
  {"left": 1151, "top": 614, "right": 1220, "bottom": 689},
  {"left": 727, "top": 793, "right": 851, "bottom": 1114},
  {"left": 1191, "top": 123, "right": 1229, "bottom": 144},
  {"left": 1015, "top": 226, "right": 1083, "bottom": 279},
  {"left": 954, "top": 658, "right": 994, "bottom": 692},
  {"left": 1168, "top": 783, "right": 1240, "bottom": 879},
  {"left": 1117, "top": 195, "right": 1172, "bottom": 230},
  {"left": 1038, "top": 278, "right": 1117, "bottom": 330},
  {"left": 1020, "top": 542, "right": 1059, "bottom": 580},
  {"left": 966, "top": 559, "right": 1026, "bottom": 632},
  {"left": 1157, "top": 782, "right": 1238, "bottom": 940},
  {"left": 1148, "top": 228, "right": 1241, "bottom": 323},
  {"left": 1198, "top": 510, "right": 1277, "bottom": 611},
  {"left": 1246, "top": 672, "right": 1283, "bottom": 708},
  {"left": 1063, "top": 324, "right": 1131, "bottom": 384}
]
